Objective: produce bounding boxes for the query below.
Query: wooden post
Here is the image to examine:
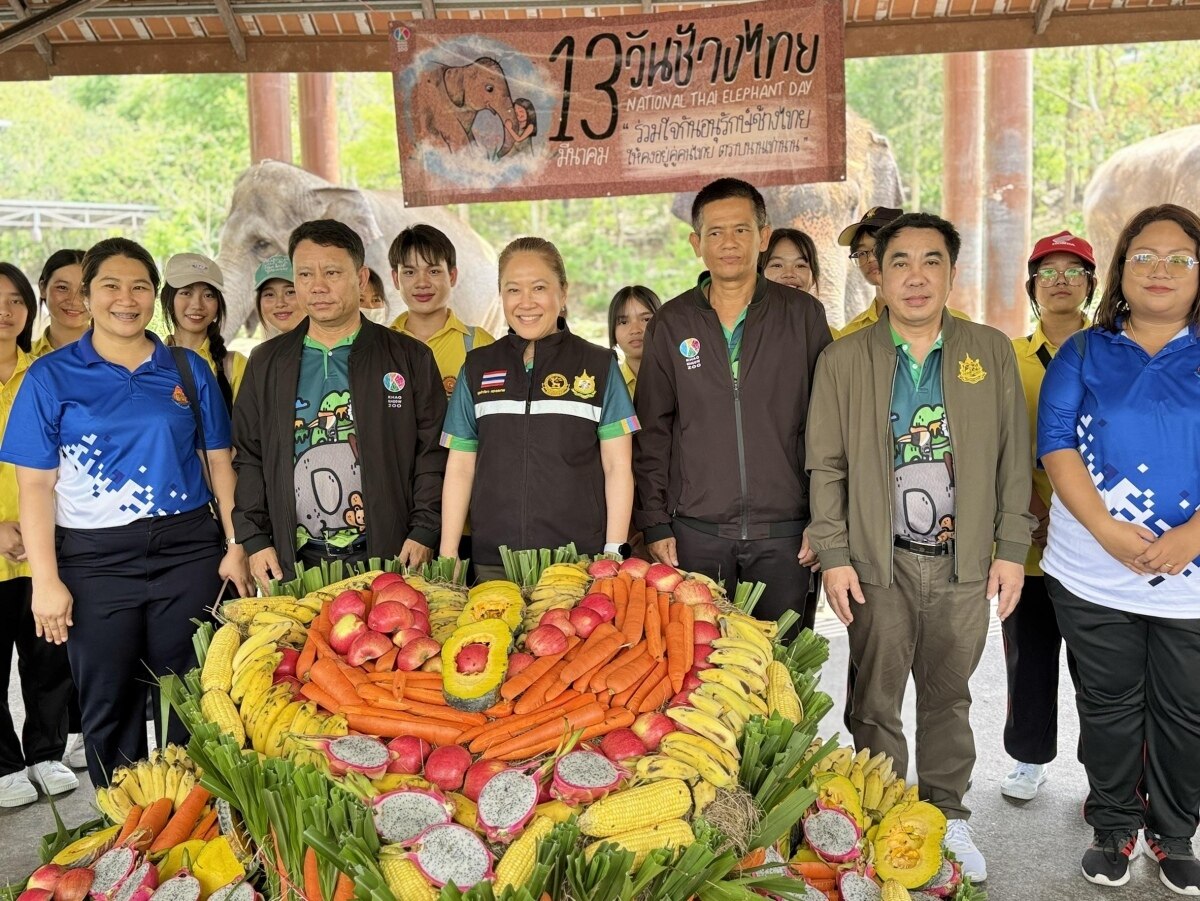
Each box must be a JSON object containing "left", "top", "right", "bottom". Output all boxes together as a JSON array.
[
  {"left": 983, "top": 49, "right": 1033, "bottom": 337},
  {"left": 247, "top": 73, "right": 292, "bottom": 164},
  {"left": 942, "top": 52, "right": 984, "bottom": 322},
  {"left": 298, "top": 72, "right": 340, "bottom": 184}
]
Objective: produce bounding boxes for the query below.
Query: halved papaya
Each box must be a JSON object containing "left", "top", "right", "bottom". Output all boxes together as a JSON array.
[
  {"left": 458, "top": 581, "right": 525, "bottom": 632},
  {"left": 872, "top": 800, "right": 947, "bottom": 888},
  {"left": 441, "top": 619, "right": 513, "bottom": 712}
]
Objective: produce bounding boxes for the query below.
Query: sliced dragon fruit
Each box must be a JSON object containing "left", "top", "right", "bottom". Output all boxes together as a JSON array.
[
  {"left": 109, "top": 861, "right": 158, "bottom": 901},
  {"left": 475, "top": 768, "right": 540, "bottom": 844},
  {"left": 206, "top": 882, "right": 262, "bottom": 901},
  {"left": 319, "top": 735, "right": 392, "bottom": 778},
  {"left": 148, "top": 872, "right": 200, "bottom": 901},
  {"left": 909, "top": 894, "right": 942, "bottom": 901},
  {"left": 372, "top": 788, "right": 455, "bottom": 843},
  {"left": 90, "top": 847, "right": 138, "bottom": 901},
  {"left": 408, "top": 824, "right": 494, "bottom": 889},
  {"left": 803, "top": 808, "right": 862, "bottom": 863},
  {"left": 551, "top": 751, "right": 627, "bottom": 805},
  {"left": 794, "top": 885, "right": 831, "bottom": 901},
  {"left": 917, "top": 858, "right": 961, "bottom": 898},
  {"left": 837, "top": 871, "right": 882, "bottom": 901}
]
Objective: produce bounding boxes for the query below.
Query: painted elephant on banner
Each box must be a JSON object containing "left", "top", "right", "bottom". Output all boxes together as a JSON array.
[
  {"left": 1083, "top": 125, "right": 1200, "bottom": 276},
  {"left": 215, "top": 161, "right": 504, "bottom": 340},
  {"left": 672, "top": 109, "right": 904, "bottom": 330},
  {"left": 411, "top": 57, "right": 519, "bottom": 159}
]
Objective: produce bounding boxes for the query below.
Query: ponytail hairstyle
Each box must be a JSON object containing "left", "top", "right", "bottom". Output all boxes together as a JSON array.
[
  {"left": 161, "top": 281, "right": 234, "bottom": 413},
  {"left": 0, "top": 263, "right": 38, "bottom": 353}
]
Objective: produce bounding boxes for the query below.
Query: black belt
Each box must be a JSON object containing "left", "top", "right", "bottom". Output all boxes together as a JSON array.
[
  {"left": 894, "top": 535, "right": 952, "bottom": 557},
  {"left": 298, "top": 540, "right": 368, "bottom": 563},
  {"left": 675, "top": 516, "right": 807, "bottom": 540}
]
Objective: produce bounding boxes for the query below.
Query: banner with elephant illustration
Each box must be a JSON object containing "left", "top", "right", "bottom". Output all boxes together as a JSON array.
[{"left": 389, "top": 0, "right": 845, "bottom": 207}]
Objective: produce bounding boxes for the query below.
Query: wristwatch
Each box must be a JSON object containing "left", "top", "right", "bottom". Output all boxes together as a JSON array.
[{"left": 603, "top": 542, "right": 633, "bottom": 560}]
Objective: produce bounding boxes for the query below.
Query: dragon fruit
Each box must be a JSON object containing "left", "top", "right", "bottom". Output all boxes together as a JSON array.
[
  {"left": 318, "top": 735, "right": 392, "bottom": 778},
  {"left": 551, "top": 751, "right": 627, "bottom": 804},
  {"left": 795, "top": 885, "right": 831, "bottom": 901},
  {"left": 475, "top": 768, "right": 540, "bottom": 843},
  {"left": 109, "top": 862, "right": 158, "bottom": 901},
  {"left": 837, "top": 872, "right": 883, "bottom": 901},
  {"left": 803, "top": 808, "right": 862, "bottom": 863},
  {"left": 372, "top": 788, "right": 455, "bottom": 843},
  {"left": 408, "top": 824, "right": 494, "bottom": 889},
  {"left": 148, "top": 872, "right": 201, "bottom": 901},
  {"left": 206, "top": 883, "right": 262, "bottom": 901},
  {"left": 917, "top": 858, "right": 961, "bottom": 897},
  {"left": 90, "top": 847, "right": 138, "bottom": 901}
]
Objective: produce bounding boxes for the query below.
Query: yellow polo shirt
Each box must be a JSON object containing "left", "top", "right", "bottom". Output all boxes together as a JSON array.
[
  {"left": 391, "top": 310, "right": 495, "bottom": 397},
  {"left": 836, "top": 302, "right": 972, "bottom": 339},
  {"left": 182, "top": 338, "right": 247, "bottom": 400},
  {"left": 30, "top": 326, "right": 80, "bottom": 358},
  {"left": 0, "top": 349, "right": 33, "bottom": 581},
  {"left": 620, "top": 361, "right": 637, "bottom": 399}
]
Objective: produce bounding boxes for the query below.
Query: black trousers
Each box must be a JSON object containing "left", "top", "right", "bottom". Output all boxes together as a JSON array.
[
  {"left": 0, "top": 577, "right": 75, "bottom": 776},
  {"left": 1048, "top": 575, "right": 1200, "bottom": 839},
  {"left": 673, "top": 521, "right": 813, "bottom": 628},
  {"left": 56, "top": 507, "right": 222, "bottom": 787},
  {"left": 1000, "top": 574, "right": 1080, "bottom": 764}
]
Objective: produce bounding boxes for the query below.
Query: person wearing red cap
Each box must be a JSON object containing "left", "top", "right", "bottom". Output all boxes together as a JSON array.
[{"left": 999, "top": 230, "right": 1095, "bottom": 803}]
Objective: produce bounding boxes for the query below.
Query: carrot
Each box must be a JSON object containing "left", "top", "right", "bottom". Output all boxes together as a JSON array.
[
  {"left": 304, "top": 846, "right": 325, "bottom": 901},
  {"left": 483, "top": 702, "right": 607, "bottom": 759},
  {"left": 669, "top": 601, "right": 682, "bottom": 625},
  {"left": 149, "top": 785, "right": 212, "bottom": 852},
  {"left": 665, "top": 620, "right": 687, "bottom": 693},
  {"left": 594, "top": 578, "right": 614, "bottom": 600},
  {"left": 638, "top": 675, "right": 674, "bottom": 713},
  {"left": 572, "top": 657, "right": 609, "bottom": 693},
  {"left": 678, "top": 605, "right": 694, "bottom": 672},
  {"left": 331, "top": 872, "right": 354, "bottom": 901},
  {"left": 657, "top": 592, "right": 670, "bottom": 639},
  {"left": 374, "top": 647, "right": 399, "bottom": 672},
  {"left": 334, "top": 659, "right": 368, "bottom": 686},
  {"left": 131, "top": 797, "right": 173, "bottom": 849},
  {"left": 514, "top": 659, "right": 570, "bottom": 715},
  {"left": 622, "top": 579, "right": 646, "bottom": 645},
  {"left": 188, "top": 808, "right": 218, "bottom": 841},
  {"left": 501, "top": 651, "right": 565, "bottom": 700},
  {"left": 468, "top": 692, "right": 593, "bottom": 753},
  {"left": 309, "top": 658, "right": 360, "bottom": 708},
  {"left": 484, "top": 699, "right": 514, "bottom": 718},
  {"left": 589, "top": 643, "right": 646, "bottom": 692},
  {"left": 456, "top": 722, "right": 490, "bottom": 746},
  {"left": 794, "top": 861, "right": 838, "bottom": 882},
  {"left": 606, "top": 650, "right": 655, "bottom": 695},
  {"left": 343, "top": 700, "right": 486, "bottom": 727},
  {"left": 558, "top": 623, "right": 621, "bottom": 685},
  {"left": 398, "top": 671, "right": 444, "bottom": 685},
  {"left": 310, "top": 608, "right": 330, "bottom": 638},
  {"left": 295, "top": 636, "right": 318, "bottom": 681},
  {"left": 497, "top": 706, "right": 634, "bottom": 762},
  {"left": 307, "top": 627, "right": 337, "bottom": 661},
  {"left": 627, "top": 659, "right": 669, "bottom": 711},
  {"left": 562, "top": 634, "right": 585, "bottom": 662},
  {"left": 116, "top": 804, "right": 143, "bottom": 846},
  {"left": 644, "top": 594, "right": 663, "bottom": 661},
  {"left": 404, "top": 687, "right": 451, "bottom": 706},
  {"left": 343, "top": 712, "right": 463, "bottom": 745},
  {"left": 300, "top": 680, "right": 343, "bottom": 714},
  {"left": 201, "top": 821, "right": 219, "bottom": 841},
  {"left": 613, "top": 575, "right": 630, "bottom": 629}
]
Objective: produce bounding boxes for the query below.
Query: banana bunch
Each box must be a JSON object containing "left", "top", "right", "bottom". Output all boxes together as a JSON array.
[
  {"left": 811, "top": 742, "right": 917, "bottom": 827},
  {"left": 523, "top": 563, "right": 590, "bottom": 632},
  {"left": 300, "top": 570, "right": 385, "bottom": 606},
  {"left": 220, "top": 594, "right": 321, "bottom": 628},
  {"left": 634, "top": 754, "right": 701, "bottom": 785},
  {"left": 658, "top": 732, "right": 740, "bottom": 789},
  {"left": 423, "top": 583, "right": 469, "bottom": 644},
  {"left": 95, "top": 745, "right": 198, "bottom": 823},
  {"left": 720, "top": 608, "right": 778, "bottom": 641}
]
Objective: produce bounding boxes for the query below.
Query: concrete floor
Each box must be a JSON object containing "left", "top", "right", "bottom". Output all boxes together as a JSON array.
[{"left": 2, "top": 610, "right": 1195, "bottom": 899}]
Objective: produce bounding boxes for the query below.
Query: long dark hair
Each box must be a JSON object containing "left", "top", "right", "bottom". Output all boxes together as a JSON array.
[
  {"left": 760, "top": 228, "right": 821, "bottom": 294},
  {"left": 0, "top": 263, "right": 38, "bottom": 353},
  {"left": 607, "top": 286, "right": 661, "bottom": 349},
  {"left": 1094, "top": 204, "right": 1200, "bottom": 333},
  {"left": 37, "top": 248, "right": 87, "bottom": 310},
  {"left": 161, "top": 282, "right": 234, "bottom": 412}
]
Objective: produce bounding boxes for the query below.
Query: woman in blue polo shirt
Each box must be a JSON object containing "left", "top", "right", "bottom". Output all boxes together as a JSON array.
[
  {"left": 1039, "top": 204, "right": 1200, "bottom": 894},
  {"left": 0, "top": 238, "right": 250, "bottom": 787}
]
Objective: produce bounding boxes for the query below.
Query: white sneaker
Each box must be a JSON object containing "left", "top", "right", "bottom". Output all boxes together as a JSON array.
[
  {"left": 0, "top": 771, "right": 39, "bottom": 808},
  {"left": 1000, "top": 762, "right": 1048, "bottom": 801},
  {"left": 28, "top": 760, "right": 79, "bottom": 796},
  {"left": 945, "top": 818, "right": 987, "bottom": 882},
  {"left": 64, "top": 734, "right": 87, "bottom": 770}
]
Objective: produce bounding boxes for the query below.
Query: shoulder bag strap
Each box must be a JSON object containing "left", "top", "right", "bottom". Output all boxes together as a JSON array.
[{"left": 170, "top": 346, "right": 222, "bottom": 528}]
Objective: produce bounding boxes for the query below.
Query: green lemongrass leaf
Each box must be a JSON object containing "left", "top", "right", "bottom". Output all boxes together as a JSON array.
[{"left": 748, "top": 786, "right": 817, "bottom": 850}]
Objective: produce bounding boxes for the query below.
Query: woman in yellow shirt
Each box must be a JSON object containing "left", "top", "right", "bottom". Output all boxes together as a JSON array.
[
  {"left": 161, "top": 254, "right": 247, "bottom": 412},
  {"left": 31, "top": 250, "right": 87, "bottom": 356},
  {"left": 0, "top": 263, "right": 78, "bottom": 807},
  {"left": 608, "top": 285, "right": 661, "bottom": 399}
]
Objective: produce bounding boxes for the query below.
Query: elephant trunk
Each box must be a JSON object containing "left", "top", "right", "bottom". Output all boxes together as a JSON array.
[
  {"left": 494, "top": 99, "right": 518, "bottom": 159},
  {"left": 215, "top": 249, "right": 258, "bottom": 341}
]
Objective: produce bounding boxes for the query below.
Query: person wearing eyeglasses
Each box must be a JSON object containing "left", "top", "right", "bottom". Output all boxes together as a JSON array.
[
  {"left": 1039, "top": 204, "right": 1200, "bottom": 892},
  {"left": 999, "top": 231, "right": 1095, "bottom": 805}
]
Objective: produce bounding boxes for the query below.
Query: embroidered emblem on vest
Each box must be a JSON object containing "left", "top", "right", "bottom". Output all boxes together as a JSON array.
[
  {"left": 572, "top": 370, "right": 597, "bottom": 400},
  {"left": 958, "top": 354, "right": 986, "bottom": 384},
  {"left": 542, "top": 373, "right": 570, "bottom": 397}
]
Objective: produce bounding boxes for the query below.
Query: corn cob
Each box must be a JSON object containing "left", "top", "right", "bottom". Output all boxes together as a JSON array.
[
  {"left": 576, "top": 779, "right": 692, "bottom": 838},
  {"left": 201, "top": 689, "right": 246, "bottom": 746},
  {"left": 495, "top": 815, "right": 552, "bottom": 890},
  {"left": 584, "top": 818, "right": 695, "bottom": 870},
  {"left": 766, "top": 660, "right": 804, "bottom": 721},
  {"left": 201, "top": 624, "right": 242, "bottom": 693},
  {"left": 379, "top": 852, "right": 437, "bottom": 901}
]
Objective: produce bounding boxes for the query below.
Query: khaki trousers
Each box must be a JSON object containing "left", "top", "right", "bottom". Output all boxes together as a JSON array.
[{"left": 846, "top": 549, "right": 989, "bottom": 819}]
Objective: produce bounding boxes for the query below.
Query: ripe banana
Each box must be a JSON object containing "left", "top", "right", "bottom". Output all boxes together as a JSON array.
[
  {"left": 688, "top": 690, "right": 745, "bottom": 732},
  {"left": 173, "top": 769, "right": 196, "bottom": 809},
  {"left": 659, "top": 734, "right": 737, "bottom": 789},
  {"left": 691, "top": 779, "right": 719, "bottom": 813},
  {"left": 666, "top": 707, "right": 740, "bottom": 756},
  {"left": 264, "top": 700, "right": 306, "bottom": 757},
  {"left": 707, "top": 646, "right": 770, "bottom": 676},
  {"left": 693, "top": 682, "right": 755, "bottom": 725},
  {"left": 862, "top": 770, "right": 885, "bottom": 811},
  {"left": 696, "top": 666, "right": 757, "bottom": 699},
  {"left": 635, "top": 755, "right": 700, "bottom": 784},
  {"left": 724, "top": 609, "right": 778, "bottom": 639},
  {"left": 661, "top": 731, "right": 739, "bottom": 777},
  {"left": 718, "top": 663, "right": 768, "bottom": 695},
  {"left": 231, "top": 621, "right": 291, "bottom": 673},
  {"left": 719, "top": 616, "right": 775, "bottom": 658},
  {"left": 849, "top": 762, "right": 865, "bottom": 795}
]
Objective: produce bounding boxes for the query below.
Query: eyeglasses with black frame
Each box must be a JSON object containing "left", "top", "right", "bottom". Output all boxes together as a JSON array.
[
  {"left": 1035, "top": 266, "right": 1088, "bottom": 287},
  {"left": 1124, "top": 253, "right": 1199, "bottom": 279},
  {"left": 849, "top": 249, "right": 872, "bottom": 261}
]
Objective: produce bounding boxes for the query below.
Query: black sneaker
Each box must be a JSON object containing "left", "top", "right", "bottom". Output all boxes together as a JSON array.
[
  {"left": 1082, "top": 830, "right": 1138, "bottom": 887},
  {"left": 1144, "top": 830, "right": 1200, "bottom": 896}
]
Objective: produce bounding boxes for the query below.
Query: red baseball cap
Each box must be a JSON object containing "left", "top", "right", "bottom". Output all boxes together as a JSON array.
[{"left": 1028, "top": 230, "right": 1096, "bottom": 269}]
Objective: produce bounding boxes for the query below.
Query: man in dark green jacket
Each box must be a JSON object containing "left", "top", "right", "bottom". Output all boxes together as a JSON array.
[{"left": 807, "top": 212, "right": 1033, "bottom": 883}]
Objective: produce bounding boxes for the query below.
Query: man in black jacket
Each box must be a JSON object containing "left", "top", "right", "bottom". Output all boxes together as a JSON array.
[
  {"left": 633, "top": 179, "right": 833, "bottom": 624},
  {"left": 233, "top": 219, "right": 446, "bottom": 586}
]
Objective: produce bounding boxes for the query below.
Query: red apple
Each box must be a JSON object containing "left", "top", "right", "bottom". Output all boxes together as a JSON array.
[
  {"left": 578, "top": 594, "right": 617, "bottom": 622},
  {"left": 346, "top": 630, "right": 393, "bottom": 667},
  {"left": 539, "top": 607, "right": 576, "bottom": 637},
  {"left": 371, "top": 572, "right": 406, "bottom": 591},
  {"left": 25, "top": 865, "right": 63, "bottom": 894},
  {"left": 409, "top": 609, "right": 431, "bottom": 634},
  {"left": 599, "top": 728, "right": 647, "bottom": 762},
  {"left": 587, "top": 558, "right": 621, "bottom": 579},
  {"left": 392, "top": 627, "right": 426, "bottom": 648},
  {"left": 329, "top": 613, "right": 367, "bottom": 655},
  {"left": 692, "top": 621, "right": 721, "bottom": 644},
  {"left": 568, "top": 606, "right": 604, "bottom": 638},
  {"left": 455, "top": 642, "right": 490, "bottom": 675},
  {"left": 367, "top": 600, "right": 414, "bottom": 634},
  {"left": 525, "top": 624, "right": 569, "bottom": 656},
  {"left": 273, "top": 647, "right": 301, "bottom": 680},
  {"left": 619, "top": 558, "right": 651, "bottom": 578},
  {"left": 690, "top": 603, "right": 722, "bottom": 625},
  {"left": 387, "top": 736, "right": 430, "bottom": 774},
  {"left": 375, "top": 581, "right": 428, "bottom": 611},
  {"left": 507, "top": 652, "right": 535, "bottom": 676},
  {"left": 672, "top": 579, "right": 714, "bottom": 606},
  {"left": 329, "top": 589, "right": 367, "bottom": 622},
  {"left": 462, "top": 758, "right": 509, "bottom": 802},
  {"left": 682, "top": 670, "right": 703, "bottom": 691},
  {"left": 645, "top": 563, "right": 684, "bottom": 591},
  {"left": 631, "top": 711, "right": 677, "bottom": 751},
  {"left": 395, "top": 636, "right": 441, "bottom": 671},
  {"left": 420, "top": 655, "right": 443, "bottom": 673},
  {"left": 692, "top": 644, "right": 714, "bottom": 667}
]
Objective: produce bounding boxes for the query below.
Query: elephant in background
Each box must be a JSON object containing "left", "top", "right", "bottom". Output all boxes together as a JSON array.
[
  {"left": 411, "top": 57, "right": 519, "bottom": 159},
  {"left": 1083, "top": 125, "right": 1200, "bottom": 277},
  {"left": 215, "top": 161, "right": 504, "bottom": 341},
  {"left": 672, "top": 109, "right": 904, "bottom": 330}
]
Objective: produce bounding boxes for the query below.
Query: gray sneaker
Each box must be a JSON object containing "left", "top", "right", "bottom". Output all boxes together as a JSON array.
[
  {"left": 0, "top": 771, "right": 38, "bottom": 808},
  {"left": 1000, "top": 762, "right": 1048, "bottom": 800},
  {"left": 28, "top": 760, "right": 79, "bottom": 796}
]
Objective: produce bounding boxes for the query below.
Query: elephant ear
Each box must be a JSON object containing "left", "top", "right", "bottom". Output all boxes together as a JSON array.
[{"left": 311, "top": 187, "right": 384, "bottom": 251}]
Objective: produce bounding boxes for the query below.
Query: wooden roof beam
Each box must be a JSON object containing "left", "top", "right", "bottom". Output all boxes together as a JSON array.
[
  {"left": 1033, "top": 0, "right": 1061, "bottom": 34},
  {"left": 420, "top": 0, "right": 435, "bottom": 17},
  {"left": 0, "top": 0, "right": 108, "bottom": 53},
  {"left": 212, "top": 0, "right": 246, "bottom": 60},
  {"left": 5, "top": 0, "right": 52, "bottom": 64}
]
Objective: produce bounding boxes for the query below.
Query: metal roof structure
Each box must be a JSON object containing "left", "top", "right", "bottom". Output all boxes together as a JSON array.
[{"left": 0, "top": 0, "right": 1197, "bottom": 80}]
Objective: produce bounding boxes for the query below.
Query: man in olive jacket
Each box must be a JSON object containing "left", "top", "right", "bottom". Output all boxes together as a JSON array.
[{"left": 806, "top": 212, "right": 1033, "bottom": 883}]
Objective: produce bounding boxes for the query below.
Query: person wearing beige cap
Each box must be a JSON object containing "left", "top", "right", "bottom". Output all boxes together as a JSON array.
[
  {"left": 254, "top": 255, "right": 300, "bottom": 337},
  {"left": 161, "top": 253, "right": 247, "bottom": 411}
]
